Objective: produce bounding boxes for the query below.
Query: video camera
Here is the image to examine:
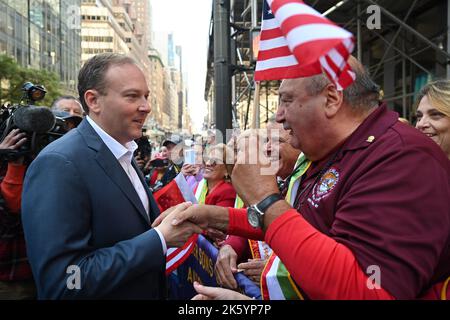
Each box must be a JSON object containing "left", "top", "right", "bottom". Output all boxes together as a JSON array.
[{"left": 0, "top": 82, "right": 69, "bottom": 164}]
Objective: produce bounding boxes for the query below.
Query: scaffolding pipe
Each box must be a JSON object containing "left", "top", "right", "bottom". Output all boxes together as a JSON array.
[
  {"left": 363, "top": 0, "right": 450, "bottom": 60},
  {"left": 244, "top": 85, "right": 253, "bottom": 130},
  {"left": 232, "top": 84, "right": 251, "bottom": 109},
  {"left": 372, "top": 30, "right": 431, "bottom": 76},
  {"left": 214, "top": 0, "right": 232, "bottom": 138},
  {"left": 373, "top": 0, "right": 418, "bottom": 77},
  {"left": 251, "top": 0, "right": 258, "bottom": 28},
  {"left": 323, "top": 0, "right": 350, "bottom": 17},
  {"left": 369, "top": 45, "right": 431, "bottom": 72},
  {"left": 236, "top": 48, "right": 252, "bottom": 87},
  {"left": 252, "top": 82, "right": 260, "bottom": 129},
  {"left": 241, "top": 3, "right": 251, "bottom": 18}
]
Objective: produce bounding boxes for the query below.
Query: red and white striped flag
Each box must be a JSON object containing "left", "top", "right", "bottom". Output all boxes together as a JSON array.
[
  {"left": 254, "top": 0, "right": 355, "bottom": 90},
  {"left": 153, "top": 173, "right": 198, "bottom": 275}
]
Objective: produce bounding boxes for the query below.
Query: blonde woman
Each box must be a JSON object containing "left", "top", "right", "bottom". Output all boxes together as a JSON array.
[
  {"left": 194, "top": 143, "right": 236, "bottom": 208},
  {"left": 415, "top": 80, "right": 450, "bottom": 159}
]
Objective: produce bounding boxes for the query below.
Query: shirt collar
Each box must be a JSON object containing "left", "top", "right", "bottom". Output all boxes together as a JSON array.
[{"left": 86, "top": 116, "right": 137, "bottom": 162}]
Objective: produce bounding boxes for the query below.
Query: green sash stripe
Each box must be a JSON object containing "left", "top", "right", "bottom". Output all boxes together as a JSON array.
[{"left": 275, "top": 258, "right": 302, "bottom": 300}]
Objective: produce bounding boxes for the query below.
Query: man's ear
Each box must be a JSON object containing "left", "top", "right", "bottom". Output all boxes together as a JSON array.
[
  {"left": 324, "top": 84, "right": 344, "bottom": 118},
  {"left": 84, "top": 89, "right": 101, "bottom": 114}
]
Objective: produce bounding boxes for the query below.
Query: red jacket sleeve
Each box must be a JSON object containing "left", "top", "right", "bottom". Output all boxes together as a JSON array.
[
  {"left": 0, "top": 163, "right": 26, "bottom": 214},
  {"left": 226, "top": 207, "right": 394, "bottom": 299},
  {"left": 265, "top": 209, "right": 394, "bottom": 300},
  {"left": 227, "top": 208, "right": 264, "bottom": 241}
]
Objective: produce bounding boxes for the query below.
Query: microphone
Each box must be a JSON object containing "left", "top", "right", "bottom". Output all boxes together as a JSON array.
[{"left": 12, "top": 106, "right": 56, "bottom": 134}]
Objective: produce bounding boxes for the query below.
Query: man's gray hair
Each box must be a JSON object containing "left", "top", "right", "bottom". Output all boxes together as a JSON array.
[
  {"left": 78, "top": 53, "right": 137, "bottom": 114},
  {"left": 51, "top": 95, "right": 80, "bottom": 110},
  {"left": 305, "top": 62, "right": 381, "bottom": 113}
]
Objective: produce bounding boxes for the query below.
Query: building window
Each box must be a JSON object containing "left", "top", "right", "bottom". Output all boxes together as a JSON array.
[
  {"left": 0, "top": 40, "right": 6, "bottom": 54},
  {"left": 82, "top": 15, "right": 107, "bottom": 21},
  {"left": 83, "top": 48, "right": 114, "bottom": 54},
  {"left": 82, "top": 36, "right": 113, "bottom": 42}
]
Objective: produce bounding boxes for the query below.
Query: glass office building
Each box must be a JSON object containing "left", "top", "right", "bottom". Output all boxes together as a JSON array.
[{"left": 0, "top": 0, "right": 81, "bottom": 93}]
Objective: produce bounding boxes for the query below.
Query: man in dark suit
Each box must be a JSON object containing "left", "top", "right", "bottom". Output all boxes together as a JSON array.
[{"left": 21, "top": 53, "right": 201, "bottom": 299}]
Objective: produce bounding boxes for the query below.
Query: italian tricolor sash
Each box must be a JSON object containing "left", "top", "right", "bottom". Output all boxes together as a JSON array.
[
  {"left": 259, "top": 153, "right": 311, "bottom": 300},
  {"left": 261, "top": 253, "right": 304, "bottom": 300},
  {"left": 286, "top": 154, "right": 312, "bottom": 205},
  {"left": 194, "top": 179, "right": 208, "bottom": 204},
  {"left": 249, "top": 239, "right": 273, "bottom": 260}
]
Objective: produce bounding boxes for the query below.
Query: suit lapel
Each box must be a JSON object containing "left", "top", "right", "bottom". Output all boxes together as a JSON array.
[
  {"left": 131, "top": 160, "right": 160, "bottom": 222},
  {"left": 95, "top": 148, "right": 150, "bottom": 225},
  {"left": 78, "top": 119, "right": 151, "bottom": 225}
]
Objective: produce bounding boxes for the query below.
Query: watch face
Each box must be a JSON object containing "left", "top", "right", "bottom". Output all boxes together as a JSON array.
[{"left": 247, "top": 207, "right": 260, "bottom": 228}]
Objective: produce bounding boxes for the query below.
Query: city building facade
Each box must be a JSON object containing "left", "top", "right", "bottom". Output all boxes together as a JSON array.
[{"left": 0, "top": 0, "right": 82, "bottom": 94}]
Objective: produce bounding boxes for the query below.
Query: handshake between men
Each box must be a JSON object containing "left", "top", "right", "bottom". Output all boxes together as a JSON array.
[
  {"left": 153, "top": 203, "right": 230, "bottom": 242},
  {"left": 154, "top": 202, "right": 205, "bottom": 248}
]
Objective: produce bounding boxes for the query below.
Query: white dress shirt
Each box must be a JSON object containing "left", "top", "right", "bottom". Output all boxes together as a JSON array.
[{"left": 86, "top": 116, "right": 167, "bottom": 253}]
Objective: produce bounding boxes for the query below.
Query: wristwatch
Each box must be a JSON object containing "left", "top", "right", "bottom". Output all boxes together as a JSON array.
[{"left": 247, "top": 193, "right": 283, "bottom": 228}]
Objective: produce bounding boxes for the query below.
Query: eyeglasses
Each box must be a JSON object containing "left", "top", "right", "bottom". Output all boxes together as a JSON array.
[{"left": 203, "top": 157, "right": 223, "bottom": 166}]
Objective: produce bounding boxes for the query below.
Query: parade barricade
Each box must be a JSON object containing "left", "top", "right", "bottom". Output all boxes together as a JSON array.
[{"left": 169, "top": 235, "right": 261, "bottom": 300}]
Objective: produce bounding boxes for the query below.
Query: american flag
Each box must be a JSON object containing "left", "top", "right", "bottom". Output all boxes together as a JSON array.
[
  {"left": 153, "top": 173, "right": 198, "bottom": 275},
  {"left": 254, "top": 0, "right": 355, "bottom": 90}
]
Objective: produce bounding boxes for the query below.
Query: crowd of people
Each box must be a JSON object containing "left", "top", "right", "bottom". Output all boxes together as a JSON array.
[{"left": 0, "top": 52, "right": 449, "bottom": 300}]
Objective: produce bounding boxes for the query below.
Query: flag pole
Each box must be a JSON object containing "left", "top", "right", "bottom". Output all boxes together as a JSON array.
[{"left": 252, "top": 81, "right": 260, "bottom": 129}]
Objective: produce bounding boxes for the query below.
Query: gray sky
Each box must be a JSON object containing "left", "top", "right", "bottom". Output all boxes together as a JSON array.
[{"left": 151, "top": 0, "right": 212, "bottom": 133}]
